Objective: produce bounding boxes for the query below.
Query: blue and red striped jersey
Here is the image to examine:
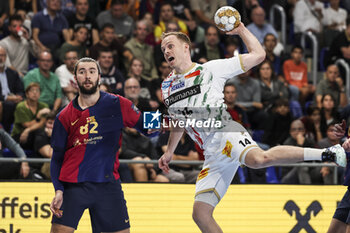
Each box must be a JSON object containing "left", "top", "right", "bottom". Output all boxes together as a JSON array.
[{"left": 50, "top": 91, "right": 143, "bottom": 191}]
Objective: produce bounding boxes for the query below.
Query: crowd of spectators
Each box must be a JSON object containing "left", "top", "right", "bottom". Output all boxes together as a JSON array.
[{"left": 0, "top": 0, "right": 350, "bottom": 185}]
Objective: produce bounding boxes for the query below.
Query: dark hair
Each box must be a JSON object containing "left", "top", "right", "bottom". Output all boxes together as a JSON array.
[
  {"left": 263, "top": 33, "right": 276, "bottom": 43},
  {"left": 97, "top": 49, "right": 113, "bottom": 59},
  {"left": 111, "top": 0, "right": 123, "bottom": 6},
  {"left": 74, "top": 25, "right": 88, "bottom": 33},
  {"left": 100, "top": 23, "right": 115, "bottom": 32},
  {"left": 46, "top": 112, "right": 56, "bottom": 121},
  {"left": 274, "top": 98, "right": 289, "bottom": 107},
  {"left": 9, "top": 14, "right": 23, "bottom": 24},
  {"left": 205, "top": 25, "right": 219, "bottom": 35},
  {"left": 258, "top": 59, "right": 275, "bottom": 80},
  {"left": 306, "top": 105, "right": 320, "bottom": 116},
  {"left": 224, "top": 82, "right": 237, "bottom": 90},
  {"left": 321, "top": 93, "right": 335, "bottom": 103},
  {"left": 160, "top": 1, "right": 173, "bottom": 11},
  {"left": 291, "top": 45, "right": 304, "bottom": 54},
  {"left": 74, "top": 57, "right": 101, "bottom": 76}
]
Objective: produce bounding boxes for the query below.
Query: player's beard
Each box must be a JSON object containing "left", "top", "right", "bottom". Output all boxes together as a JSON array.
[{"left": 77, "top": 79, "right": 99, "bottom": 95}]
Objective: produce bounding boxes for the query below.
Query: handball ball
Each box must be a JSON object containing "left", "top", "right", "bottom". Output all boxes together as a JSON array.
[{"left": 214, "top": 6, "right": 241, "bottom": 32}]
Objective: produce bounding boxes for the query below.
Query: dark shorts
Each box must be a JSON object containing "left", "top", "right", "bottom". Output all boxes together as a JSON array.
[
  {"left": 52, "top": 179, "right": 130, "bottom": 232},
  {"left": 333, "top": 189, "right": 350, "bottom": 223}
]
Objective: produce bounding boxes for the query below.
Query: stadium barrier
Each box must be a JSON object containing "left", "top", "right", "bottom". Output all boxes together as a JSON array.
[
  {"left": 0, "top": 157, "right": 341, "bottom": 184},
  {"left": 0, "top": 182, "right": 346, "bottom": 233},
  {"left": 301, "top": 31, "right": 318, "bottom": 86},
  {"left": 335, "top": 58, "right": 350, "bottom": 100},
  {"left": 269, "top": 4, "right": 286, "bottom": 50}
]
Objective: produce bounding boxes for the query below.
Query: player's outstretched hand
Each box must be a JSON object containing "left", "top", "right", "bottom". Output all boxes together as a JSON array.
[
  {"left": 50, "top": 190, "right": 63, "bottom": 218},
  {"left": 343, "top": 138, "right": 350, "bottom": 152},
  {"left": 225, "top": 23, "right": 244, "bottom": 36},
  {"left": 158, "top": 152, "right": 173, "bottom": 174},
  {"left": 334, "top": 119, "right": 346, "bottom": 139}
]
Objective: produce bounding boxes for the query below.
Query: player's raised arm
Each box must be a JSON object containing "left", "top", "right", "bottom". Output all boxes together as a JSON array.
[{"left": 227, "top": 23, "right": 266, "bottom": 71}]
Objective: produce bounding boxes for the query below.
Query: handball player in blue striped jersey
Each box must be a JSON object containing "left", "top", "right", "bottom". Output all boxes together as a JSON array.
[{"left": 49, "top": 58, "right": 144, "bottom": 233}]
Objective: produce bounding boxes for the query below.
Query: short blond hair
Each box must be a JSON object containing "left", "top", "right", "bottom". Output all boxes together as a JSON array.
[{"left": 161, "top": 32, "right": 192, "bottom": 51}]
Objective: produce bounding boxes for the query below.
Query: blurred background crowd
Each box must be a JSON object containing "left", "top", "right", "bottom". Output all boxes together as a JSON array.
[{"left": 0, "top": 0, "right": 349, "bottom": 185}]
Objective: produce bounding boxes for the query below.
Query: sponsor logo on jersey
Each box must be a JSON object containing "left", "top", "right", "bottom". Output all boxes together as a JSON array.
[
  {"left": 222, "top": 140, "right": 233, "bottom": 158},
  {"left": 131, "top": 104, "right": 140, "bottom": 114},
  {"left": 197, "top": 168, "right": 210, "bottom": 181},
  {"left": 171, "top": 81, "right": 185, "bottom": 91},
  {"left": 164, "top": 85, "right": 201, "bottom": 107},
  {"left": 161, "top": 81, "right": 171, "bottom": 89}
]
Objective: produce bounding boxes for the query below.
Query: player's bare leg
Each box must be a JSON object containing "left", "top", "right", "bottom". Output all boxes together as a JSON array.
[
  {"left": 326, "top": 218, "right": 347, "bottom": 233},
  {"left": 244, "top": 145, "right": 346, "bottom": 168},
  {"left": 192, "top": 201, "right": 223, "bottom": 233},
  {"left": 50, "top": 223, "right": 75, "bottom": 233}
]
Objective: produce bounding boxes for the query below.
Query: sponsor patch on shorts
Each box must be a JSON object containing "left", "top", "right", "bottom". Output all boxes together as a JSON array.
[{"left": 197, "top": 168, "right": 210, "bottom": 181}]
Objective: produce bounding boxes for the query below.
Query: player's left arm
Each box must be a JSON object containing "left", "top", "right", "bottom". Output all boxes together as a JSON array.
[{"left": 227, "top": 23, "right": 266, "bottom": 71}]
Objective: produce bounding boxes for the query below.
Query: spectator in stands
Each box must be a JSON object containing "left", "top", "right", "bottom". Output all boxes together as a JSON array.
[
  {"left": 23, "top": 51, "right": 62, "bottom": 113},
  {"left": 127, "top": 57, "right": 153, "bottom": 100},
  {"left": 322, "top": 0, "right": 346, "bottom": 32},
  {"left": 317, "top": 122, "right": 339, "bottom": 184},
  {"left": 55, "top": 50, "right": 78, "bottom": 107},
  {"left": 89, "top": 23, "right": 133, "bottom": 74},
  {"left": 293, "top": 0, "right": 324, "bottom": 37},
  {"left": 96, "top": 0, "right": 134, "bottom": 42},
  {"left": 9, "top": 0, "right": 37, "bottom": 16},
  {"left": 283, "top": 45, "right": 315, "bottom": 104},
  {"left": 0, "top": 1, "right": 8, "bottom": 31},
  {"left": 281, "top": 119, "right": 317, "bottom": 184},
  {"left": 153, "top": 60, "right": 172, "bottom": 115},
  {"left": 300, "top": 106, "right": 323, "bottom": 143},
  {"left": 259, "top": 60, "right": 289, "bottom": 111},
  {"left": 168, "top": 0, "right": 193, "bottom": 22},
  {"left": 154, "top": 2, "right": 188, "bottom": 44},
  {"left": 232, "top": 0, "right": 259, "bottom": 25},
  {"left": 263, "top": 33, "right": 281, "bottom": 75},
  {"left": 315, "top": 64, "right": 347, "bottom": 109},
  {"left": 34, "top": 112, "right": 55, "bottom": 179},
  {"left": 58, "top": 25, "right": 88, "bottom": 63},
  {"left": 98, "top": 50, "right": 125, "bottom": 95},
  {"left": 246, "top": 6, "right": 278, "bottom": 45},
  {"left": 224, "top": 82, "right": 250, "bottom": 128},
  {"left": 230, "top": 70, "right": 265, "bottom": 129},
  {"left": 224, "top": 37, "right": 240, "bottom": 58},
  {"left": 120, "top": 127, "right": 168, "bottom": 182},
  {"left": 11, "top": 82, "right": 50, "bottom": 150},
  {"left": 0, "top": 46, "right": 24, "bottom": 133},
  {"left": 141, "top": 12, "right": 156, "bottom": 47},
  {"left": 0, "top": 14, "right": 36, "bottom": 77},
  {"left": 31, "top": 0, "right": 70, "bottom": 53},
  {"left": 0, "top": 127, "right": 30, "bottom": 179},
  {"left": 192, "top": 25, "right": 225, "bottom": 63},
  {"left": 157, "top": 130, "right": 200, "bottom": 183},
  {"left": 262, "top": 98, "right": 293, "bottom": 147},
  {"left": 319, "top": 93, "right": 340, "bottom": 138},
  {"left": 322, "top": 0, "right": 347, "bottom": 46},
  {"left": 124, "top": 77, "right": 152, "bottom": 112},
  {"left": 328, "top": 18, "right": 350, "bottom": 67},
  {"left": 125, "top": 20, "right": 158, "bottom": 81},
  {"left": 189, "top": 0, "right": 225, "bottom": 27},
  {"left": 67, "top": 0, "right": 99, "bottom": 47}
]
